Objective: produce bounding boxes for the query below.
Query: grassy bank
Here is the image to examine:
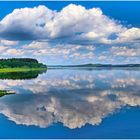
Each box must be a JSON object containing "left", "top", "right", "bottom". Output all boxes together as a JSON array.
[{"left": 0, "top": 67, "right": 47, "bottom": 73}]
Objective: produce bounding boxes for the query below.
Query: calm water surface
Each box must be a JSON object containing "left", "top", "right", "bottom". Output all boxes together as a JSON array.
[{"left": 0, "top": 69, "right": 140, "bottom": 138}]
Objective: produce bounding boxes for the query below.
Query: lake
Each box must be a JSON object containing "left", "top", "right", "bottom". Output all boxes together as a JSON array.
[{"left": 0, "top": 68, "right": 140, "bottom": 138}]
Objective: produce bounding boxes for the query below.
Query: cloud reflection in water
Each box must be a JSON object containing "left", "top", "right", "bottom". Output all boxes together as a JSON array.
[{"left": 0, "top": 69, "right": 140, "bottom": 129}]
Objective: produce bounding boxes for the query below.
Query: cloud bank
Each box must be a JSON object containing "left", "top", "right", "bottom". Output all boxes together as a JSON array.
[
  {"left": 0, "top": 4, "right": 140, "bottom": 64},
  {"left": 0, "top": 4, "right": 140, "bottom": 45}
]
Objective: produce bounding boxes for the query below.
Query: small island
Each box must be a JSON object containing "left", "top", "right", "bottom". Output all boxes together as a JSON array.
[{"left": 0, "top": 58, "right": 47, "bottom": 73}]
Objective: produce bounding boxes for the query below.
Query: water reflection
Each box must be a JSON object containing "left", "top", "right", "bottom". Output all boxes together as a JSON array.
[
  {"left": 0, "top": 90, "right": 15, "bottom": 97},
  {"left": 0, "top": 69, "right": 140, "bottom": 129},
  {"left": 0, "top": 69, "right": 46, "bottom": 80}
]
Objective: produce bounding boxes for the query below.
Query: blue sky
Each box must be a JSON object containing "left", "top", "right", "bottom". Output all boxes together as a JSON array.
[{"left": 0, "top": 1, "right": 140, "bottom": 65}]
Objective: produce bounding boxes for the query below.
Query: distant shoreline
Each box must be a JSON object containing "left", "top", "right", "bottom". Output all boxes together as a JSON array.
[{"left": 47, "top": 64, "right": 140, "bottom": 69}]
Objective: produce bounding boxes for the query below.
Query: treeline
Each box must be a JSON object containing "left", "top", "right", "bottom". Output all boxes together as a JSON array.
[
  {"left": 0, "top": 58, "right": 47, "bottom": 68},
  {"left": 56, "top": 63, "right": 140, "bottom": 67},
  {"left": 82, "top": 64, "right": 140, "bottom": 67}
]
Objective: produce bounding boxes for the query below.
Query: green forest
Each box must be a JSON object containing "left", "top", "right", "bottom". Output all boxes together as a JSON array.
[{"left": 0, "top": 58, "right": 47, "bottom": 68}]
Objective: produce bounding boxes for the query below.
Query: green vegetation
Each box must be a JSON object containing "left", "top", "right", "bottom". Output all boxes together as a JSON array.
[
  {"left": 0, "top": 58, "right": 47, "bottom": 72},
  {"left": 0, "top": 68, "right": 46, "bottom": 73},
  {"left": 0, "top": 90, "right": 15, "bottom": 97}
]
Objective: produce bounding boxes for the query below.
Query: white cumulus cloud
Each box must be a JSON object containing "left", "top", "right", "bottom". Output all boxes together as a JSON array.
[{"left": 0, "top": 4, "right": 139, "bottom": 44}]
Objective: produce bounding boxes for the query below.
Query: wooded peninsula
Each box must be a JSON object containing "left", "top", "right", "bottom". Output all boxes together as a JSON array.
[{"left": 0, "top": 58, "right": 47, "bottom": 73}]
